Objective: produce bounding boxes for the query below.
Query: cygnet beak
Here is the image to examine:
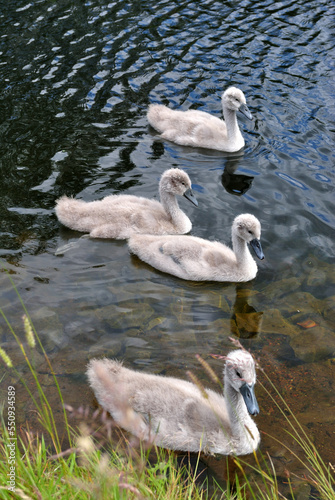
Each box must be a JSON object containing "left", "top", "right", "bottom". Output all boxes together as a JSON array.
[
  {"left": 183, "top": 188, "right": 198, "bottom": 207},
  {"left": 240, "top": 382, "right": 259, "bottom": 416},
  {"left": 249, "top": 238, "right": 264, "bottom": 260},
  {"left": 239, "top": 103, "right": 253, "bottom": 120}
]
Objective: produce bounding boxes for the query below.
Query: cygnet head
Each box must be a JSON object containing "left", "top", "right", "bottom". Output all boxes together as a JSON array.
[
  {"left": 224, "top": 349, "right": 259, "bottom": 416},
  {"left": 222, "top": 87, "right": 252, "bottom": 120},
  {"left": 233, "top": 213, "right": 264, "bottom": 260},
  {"left": 159, "top": 168, "right": 198, "bottom": 206}
]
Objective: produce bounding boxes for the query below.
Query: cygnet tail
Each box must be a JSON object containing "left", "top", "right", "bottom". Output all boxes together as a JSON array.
[
  {"left": 128, "top": 234, "right": 159, "bottom": 255},
  {"left": 86, "top": 359, "right": 147, "bottom": 438},
  {"left": 147, "top": 104, "right": 176, "bottom": 134},
  {"left": 86, "top": 358, "right": 123, "bottom": 411},
  {"left": 128, "top": 234, "right": 187, "bottom": 280},
  {"left": 55, "top": 196, "right": 92, "bottom": 232},
  {"left": 128, "top": 234, "right": 167, "bottom": 268}
]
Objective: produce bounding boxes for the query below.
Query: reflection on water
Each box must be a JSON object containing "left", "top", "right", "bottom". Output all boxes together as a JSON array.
[
  {"left": 221, "top": 159, "right": 254, "bottom": 196},
  {"left": 0, "top": 0, "right": 335, "bottom": 495},
  {"left": 230, "top": 285, "right": 263, "bottom": 338}
]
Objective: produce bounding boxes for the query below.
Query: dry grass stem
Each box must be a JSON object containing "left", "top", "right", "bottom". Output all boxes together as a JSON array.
[
  {"left": 186, "top": 370, "right": 208, "bottom": 399},
  {"left": 195, "top": 354, "right": 221, "bottom": 385}
]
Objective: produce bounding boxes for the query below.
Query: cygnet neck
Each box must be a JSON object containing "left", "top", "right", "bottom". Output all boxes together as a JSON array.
[
  {"left": 222, "top": 105, "right": 243, "bottom": 143},
  {"left": 224, "top": 377, "right": 249, "bottom": 435},
  {"left": 160, "top": 189, "right": 185, "bottom": 221},
  {"left": 232, "top": 232, "right": 252, "bottom": 265}
]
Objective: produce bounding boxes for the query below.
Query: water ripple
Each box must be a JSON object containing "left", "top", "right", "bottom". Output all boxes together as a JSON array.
[{"left": 0, "top": 0, "right": 334, "bottom": 291}]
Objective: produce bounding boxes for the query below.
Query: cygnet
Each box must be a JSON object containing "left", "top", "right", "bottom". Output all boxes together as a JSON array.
[
  {"left": 147, "top": 87, "right": 252, "bottom": 152},
  {"left": 55, "top": 168, "right": 198, "bottom": 239},
  {"left": 86, "top": 349, "right": 260, "bottom": 455},
  {"left": 128, "top": 213, "right": 264, "bottom": 282}
]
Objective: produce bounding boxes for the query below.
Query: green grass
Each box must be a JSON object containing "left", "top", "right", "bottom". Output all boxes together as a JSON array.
[
  {"left": 0, "top": 415, "right": 227, "bottom": 500},
  {"left": 0, "top": 267, "right": 334, "bottom": 499}
]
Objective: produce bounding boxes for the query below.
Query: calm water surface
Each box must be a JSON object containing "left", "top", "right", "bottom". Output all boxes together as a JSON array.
[{"left": 0, "top": 0, "right": 334, "bottom": 495}]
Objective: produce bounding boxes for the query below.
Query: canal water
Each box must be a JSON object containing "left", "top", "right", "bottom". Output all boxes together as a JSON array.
[{"left": 0, "top": 0, "right": 334, "bottom": 496}]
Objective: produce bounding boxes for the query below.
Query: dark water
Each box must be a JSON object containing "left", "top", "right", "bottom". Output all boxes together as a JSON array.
[{"left": 1, "top": 0, "right": 335, "bottom": 495}]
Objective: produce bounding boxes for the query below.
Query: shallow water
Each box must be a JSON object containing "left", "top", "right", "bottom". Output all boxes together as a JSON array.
[{"left": 0, "top": 0, "right": 335, "bottom": 496}]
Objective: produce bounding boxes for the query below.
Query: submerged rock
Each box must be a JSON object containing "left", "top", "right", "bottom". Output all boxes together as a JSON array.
[
  {"left": 290, "top": 326, "right": 334, "bottom": 363},
  {"left": 323, "top": 295, "right": 335, "bottom": 325},
  {"left": 302, "top": 254, "right": 335, "bottom": 286},
  {"left": 88, "top": 335, "right": 122, "bottom": 357},
  {"left": 124, "top": 334, "right": 152, "bottom": 361},
  {"left": 260, "top": 309, "right": 300, "bottom": 337},
  {"left": 33, "top": 306, "right": 64, "bottom": 352},
  {"left": 94, "top": 301, "right": 154, "bottom": 331},
  {"left": 276, "top": 291, "right": 322, "bottom": 319},
  {"left": 259, "top": 277, "right": 301, "bottom": 302}
]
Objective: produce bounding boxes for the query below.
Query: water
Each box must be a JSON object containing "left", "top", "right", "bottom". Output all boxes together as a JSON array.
[{"left": 1, "top": 0, "right": 334, "bottom": 495}]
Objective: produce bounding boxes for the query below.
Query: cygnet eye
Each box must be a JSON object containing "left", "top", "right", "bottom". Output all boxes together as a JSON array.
[
  {"left": 236, "top": 371, "right": 242, "bottom": 378},
  {"left": 248, "top": 230, "right": 253, "bottom": 235}
]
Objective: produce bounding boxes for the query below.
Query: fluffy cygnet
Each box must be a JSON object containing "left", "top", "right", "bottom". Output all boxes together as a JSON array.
[
  {"left": 55, "top": 168, "right": 198, "bottom": 239},
  {"left": 147, "top": 87, "right": 252, "bottom": 152},
  {"left": 86, "top": 349, "right": 260, "bottom": 456},
  {"left": 128, "top": 213, "right": 264, "bottom": 282}
]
